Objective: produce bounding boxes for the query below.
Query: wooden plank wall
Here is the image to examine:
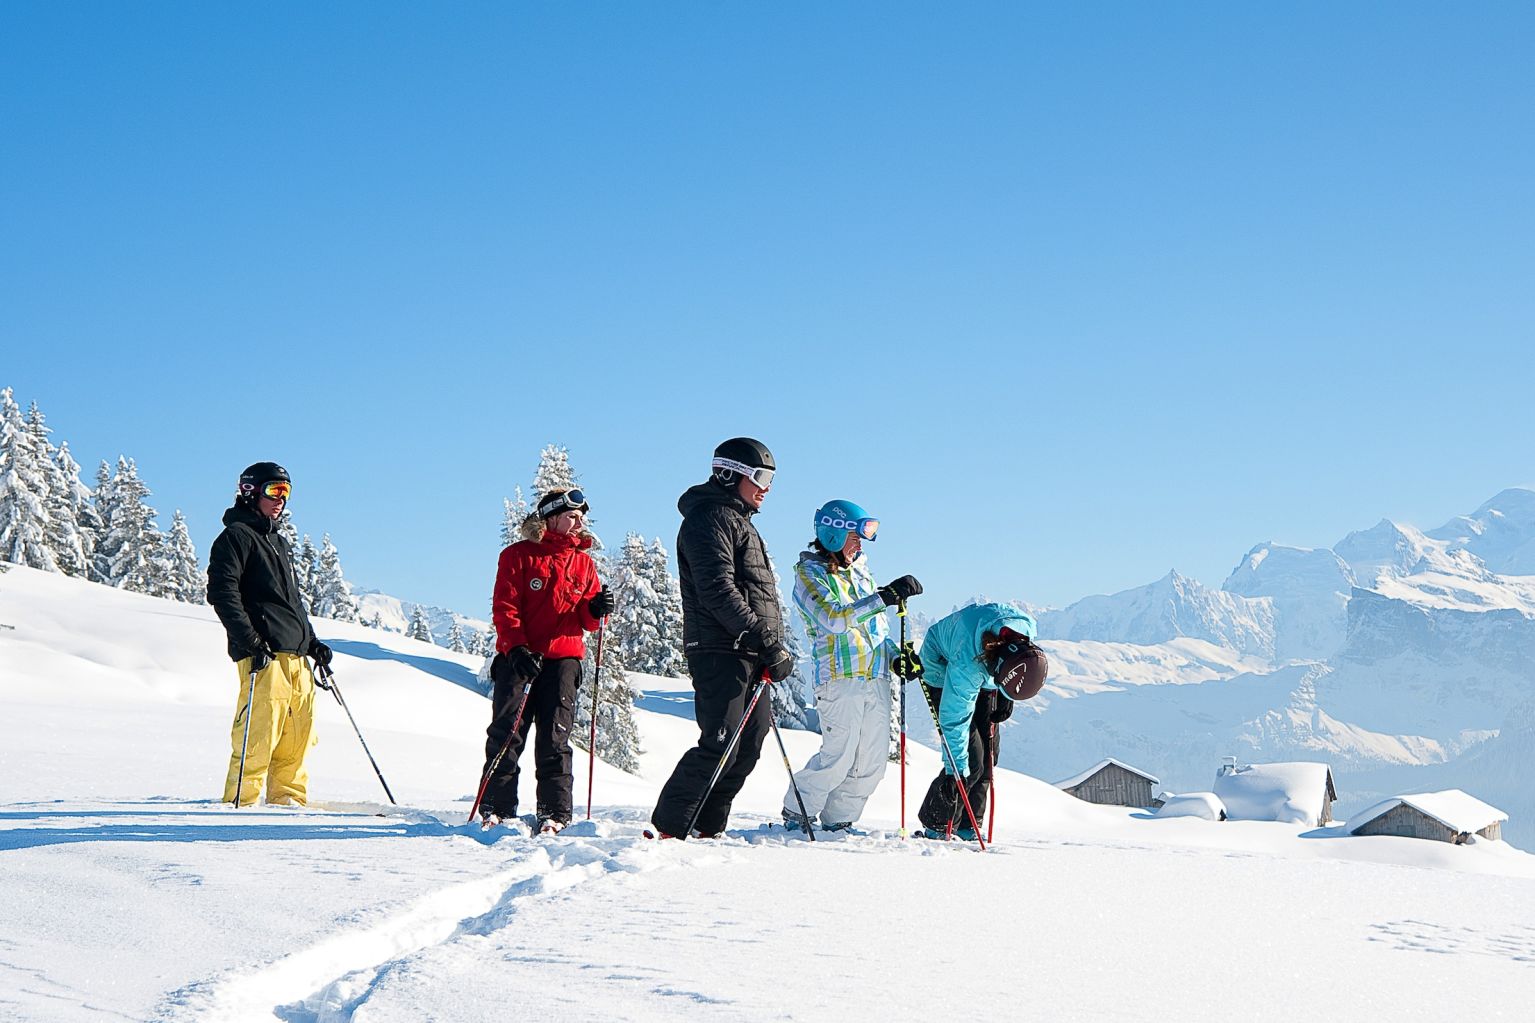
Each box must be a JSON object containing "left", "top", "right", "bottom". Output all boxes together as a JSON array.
[{"left": 1067, "top": 765, "right": 1154, "bottom": 808}]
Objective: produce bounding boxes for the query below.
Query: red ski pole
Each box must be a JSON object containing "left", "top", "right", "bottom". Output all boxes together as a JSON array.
[
  {"left": 898, "top": 600, "right": 909, "bottom": 840},
  {"left": 585, "top": 619, "right": 606, "bottom": 820},
  {"left": 986, "top": 720, "right": 997, "bottom": 844},
  {"left": 468, "top": 672, "right": 536, "bottom": 824},
  {"left": 919, "top": 677, "right": 987, "bottom": 851}
]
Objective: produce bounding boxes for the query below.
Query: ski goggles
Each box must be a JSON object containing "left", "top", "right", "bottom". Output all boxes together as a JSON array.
[
  {"left": 820, "top": 513, "right": 880, "bottom": 541},
  {"left": 260, "top": 481, "right": 292, "bottom": 500},
  {"left": 537, "top": 488, "right": 589, "bottom": 517},
  {"left": 712, "top": 457, "right": 775, "bottom": 489}
]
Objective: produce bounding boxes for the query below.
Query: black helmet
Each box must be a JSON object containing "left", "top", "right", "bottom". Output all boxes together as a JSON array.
[
  {"left": 989, "top": 632, "right": 1048, "bottom": 702},
  {"left": 711, "top": 437, "right": 775, "bottom": 488},
  {"left": 237, "top": 461, "right": 291, "bottom": 503}
]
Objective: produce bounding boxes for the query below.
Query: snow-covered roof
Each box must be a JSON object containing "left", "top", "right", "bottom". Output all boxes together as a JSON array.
[
  {"left": 1055, "top": 757, "right": 1160, "bottom": 790},
  {"left": 1212, "top": 762, "right": 1334, "bottom": 824},
  {"left": 1154, "top": 792, "right": 1226, "bottom": 821},
  {"left": 1346, "top": 790, "right": 1509, "bottom": 835}
]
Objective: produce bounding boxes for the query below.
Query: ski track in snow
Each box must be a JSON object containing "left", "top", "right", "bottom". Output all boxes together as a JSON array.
[{"left": 152, "top": 811, "right": 965, "bottom": 1023}]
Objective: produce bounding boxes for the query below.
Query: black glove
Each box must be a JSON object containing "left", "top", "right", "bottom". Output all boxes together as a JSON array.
[
  {"left": 891, "top": 643, "right": 924, "bottom": 680},
  {"left": 588, "top": 587, "right": 615, "bottom": 618},
  {"left": 990, "top": 692, "right": 1014, "bottom": 724},
  {"left": 308, "top": 639, "right": 334, "bottom": 669},
  {"left": 762, "top": 644, "right": 795, "bottom": 684},
  {"left": 509, "top": 645, "right": 543, "bottom": 682},
  {"left": 248, "top": 646, "right": 274, "bottom": 674},
  {"left": 878, "top": 575, "right": 923, "bottom": 607}
]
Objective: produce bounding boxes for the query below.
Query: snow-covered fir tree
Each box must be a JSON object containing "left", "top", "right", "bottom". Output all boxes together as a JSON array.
[
  {"left": 407, "top": 605, "right": 434, "bottom": 643},
  {"left": 446, "top": 619, "right": 468, "bottom": 653},
  {"left": 294, "top": 534, "right": 319, "bottom": 613},
  {"left": 606, "top": 533, "right": 686, "bottom": 679},
  {"left": 90, "top": 460, "right": 116, "bottom": 583},
  {"left": 531, "top": 443, "right": 578, "bottom": 498},
  {"left": 477, "top": 627, "right": 498, "bottom": 656},
  {"left": 765, "top": 552, "right": 816, "bottom": 730},
  {"left": 573, "top": 628, "right": 643, "bottom": 774},
  {"left": 0, "top": 388, "right": 59, "bottom": 572},
  {"left": 98, "top": 457, "right": 164, "bottom": 594},
  {"left": 311, "top": 534, "right": 359, "bottom": 622},
  {"left": 643, "top": 537, "right": 687, "bottom": 678},
  {"left": 24, "top": 402, "right": 88, "bottom": 578},
  {"left": 158, "top": 510, "right": 204, "bottom": 604},
  {"left": 368, "top": 611, "right": 386, "bottom": 630},
  {"left": 500, "top": 487, "right": 528, "bottom": 549},
  {"left": 55, "top": 441, "right": 103, "bottom": 581}
]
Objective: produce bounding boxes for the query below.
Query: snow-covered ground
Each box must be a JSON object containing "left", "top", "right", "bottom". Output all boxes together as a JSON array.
[{"left": 4, "top": 565, "right": 1535, "bottom": 1022}]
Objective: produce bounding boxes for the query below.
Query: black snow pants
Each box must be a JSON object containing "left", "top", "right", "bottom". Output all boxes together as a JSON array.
[
  {"left": 481, "top": 656, "right": 581, "bottom": 823},
  {"left": 651, "top": 652, "right": 770, "bottom": 837},
  {"left": 917, "top": 683, "right": 1001, "bottom": 833}
]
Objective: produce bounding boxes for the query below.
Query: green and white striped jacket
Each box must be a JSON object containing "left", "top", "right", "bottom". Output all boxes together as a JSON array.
[{"left": 791, "top": 548, "right": 895, "bottom": 687}]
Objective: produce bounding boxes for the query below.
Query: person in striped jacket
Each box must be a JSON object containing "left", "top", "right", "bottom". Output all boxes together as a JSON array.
[{"left": 781, "top": 500, "right": 923, "bottom": 833}]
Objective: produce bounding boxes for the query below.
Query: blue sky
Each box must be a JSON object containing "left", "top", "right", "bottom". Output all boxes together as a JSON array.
[{"left": 4, "top": 3, "right": 1532, "bottom": 619}]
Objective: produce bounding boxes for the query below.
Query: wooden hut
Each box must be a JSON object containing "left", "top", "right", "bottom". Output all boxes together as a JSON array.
[
  {"left": 1055, "top": 758, "right": 1160, "bottom": 808},
  {"left": 1347, "top": 790, "right": 1507, "bottom": 845}
]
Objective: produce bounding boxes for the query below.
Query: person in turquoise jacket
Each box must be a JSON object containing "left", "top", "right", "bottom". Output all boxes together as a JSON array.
[{"left": 902, "top": 601, "right": 1047, "bottom": 839}]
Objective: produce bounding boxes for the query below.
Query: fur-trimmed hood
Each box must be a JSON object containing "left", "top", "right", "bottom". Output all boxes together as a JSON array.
[{"left": 519, "top": 514, "right": 596, "bottom": 549}]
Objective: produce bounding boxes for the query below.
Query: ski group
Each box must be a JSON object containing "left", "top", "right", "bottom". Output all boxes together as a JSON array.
[{"left": 205, "top": 440, "right": 1048, "bottom": 845}]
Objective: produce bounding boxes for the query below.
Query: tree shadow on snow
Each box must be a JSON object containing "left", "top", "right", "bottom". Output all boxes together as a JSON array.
[
  {"left": 0, "top": 817, "right": 457, "bottom": 852},
  {"left": 326, "top": 639, "right": 486, "bottom": 697},
  {"left": 635, "top": 688, "right": 696, "bottom": 720}
]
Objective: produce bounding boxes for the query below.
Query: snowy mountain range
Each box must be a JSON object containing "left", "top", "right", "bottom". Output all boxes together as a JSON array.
[
  {"left": 354, "top": 588, "right": 491, "bottom": 646},
  {"left": 1013, "top": 487, "right": 1535, "bottom": 848}
]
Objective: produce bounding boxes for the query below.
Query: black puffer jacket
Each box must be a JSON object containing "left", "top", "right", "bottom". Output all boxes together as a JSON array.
[
  {"left": 206, "top": 503, "right": 317, "bottom": 661},
  {"left": 675, "top": 480, "right": 784, "bottom": 656}
]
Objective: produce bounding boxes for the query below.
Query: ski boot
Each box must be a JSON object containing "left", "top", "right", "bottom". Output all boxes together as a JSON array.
[{"left": 782, "top": 809, "right": 813, "bottom": 833}]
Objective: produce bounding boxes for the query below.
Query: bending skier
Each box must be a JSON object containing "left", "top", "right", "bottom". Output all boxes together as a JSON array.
[
  {"left": 207, "top": 462, "right": 332, "bottom": 807},
  {"left": 901, "top": 601, "right": 1049, "bottom": 840},
  {"left": 481, "top": 487, "right": 612, "bottom": 835},
  {"left": 651, "top": 438, "right": 795, "bottom": 839},
  {"left": 780, "top": 500, "right": 923, "bottom": 833}
]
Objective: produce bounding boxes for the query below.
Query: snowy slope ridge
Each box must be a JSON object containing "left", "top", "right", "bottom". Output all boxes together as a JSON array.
[{"left": 6, "top": 566, "right": 1535, "bottom": 1022}]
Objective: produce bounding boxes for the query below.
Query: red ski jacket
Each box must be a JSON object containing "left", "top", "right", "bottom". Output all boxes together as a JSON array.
[{"left": 492, "top": 528, "right": 602, "bottom": 659}]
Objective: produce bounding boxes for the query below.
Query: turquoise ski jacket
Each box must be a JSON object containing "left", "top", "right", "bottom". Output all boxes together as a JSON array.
[{"left": 918, "top": 602, "right": 1038, "bottom": 776}]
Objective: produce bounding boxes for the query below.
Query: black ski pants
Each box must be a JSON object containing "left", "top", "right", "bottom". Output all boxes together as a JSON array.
[
  {"left": 651, "top": 652, "right": 770, "bottom": 837},
  {"left": 481, "top": 656, "right": 581, "bottom": 823},
  {"left": 917, "top": 683, "right": 1000, "bottom": 833}
]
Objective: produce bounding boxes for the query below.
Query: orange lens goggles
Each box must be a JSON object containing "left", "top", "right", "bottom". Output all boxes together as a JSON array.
[{"left": 261, "top": 481, "right": 292, "bottom": 500}]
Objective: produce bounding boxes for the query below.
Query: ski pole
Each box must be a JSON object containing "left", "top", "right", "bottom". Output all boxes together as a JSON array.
[
  {"left": 918, "top": 678, "right": 987, "bottom": 851},
  {"left": 987, "top": 720, "right": 996, "bottom": 844},
  {"left": 232, "top": 664, "right": 260, "bottom": 807},
  {"left": 316, "top": 664, "right": 396, "bottom": 805},
  {"left": 468, "top": 670, "right": 536, "bottom": 823},
  {"left": 898, "top": 599, "right": 909, "bottom": 840},
  {"left": 586, "top": 619, "right": 606, "bottom": 820},
  {"left": 768, "top": 679, "right": 816, "bottom": 841},
  {"left": 682, "top": 674, "right": 770, "bottom": 840}
]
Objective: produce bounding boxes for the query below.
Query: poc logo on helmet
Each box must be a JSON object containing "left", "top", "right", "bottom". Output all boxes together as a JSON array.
[{"left": 820, "top": 514, "right": 858, "bottom": 530}]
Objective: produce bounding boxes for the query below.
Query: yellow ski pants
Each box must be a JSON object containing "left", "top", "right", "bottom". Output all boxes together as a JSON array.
[{"left": 223, "top": 652, "right": 318, "bottom": 806}]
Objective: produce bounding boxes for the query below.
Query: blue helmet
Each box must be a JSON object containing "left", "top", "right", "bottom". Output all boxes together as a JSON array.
[{"left": 814, "top": 500, "right": 880, "bottom": 552}]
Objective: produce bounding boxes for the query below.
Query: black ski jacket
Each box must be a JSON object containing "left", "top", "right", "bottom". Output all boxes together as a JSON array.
[
  {"left": 675, "top": 481, "right": 784, "bottom": 656},
  {"left": 206, "top": 503, "right": 317, "bottom": 661}
]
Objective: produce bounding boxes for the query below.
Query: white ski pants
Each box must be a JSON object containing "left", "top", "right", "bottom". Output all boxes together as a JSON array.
[{"left": 784, "top": 676, "right": 892, "bottom": 825}]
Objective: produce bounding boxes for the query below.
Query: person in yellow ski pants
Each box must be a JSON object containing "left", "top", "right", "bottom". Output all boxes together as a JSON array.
[{"left": 223, "top": 651, "right": 318, "bottom": 806}]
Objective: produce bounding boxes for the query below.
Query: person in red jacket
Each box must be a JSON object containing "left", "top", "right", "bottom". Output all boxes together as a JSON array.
[{"left": 481, "top": 486, "right": 612, "bottom": 834}]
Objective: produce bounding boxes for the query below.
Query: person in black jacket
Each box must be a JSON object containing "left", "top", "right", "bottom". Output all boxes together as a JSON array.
[
  {"left": 651, "top": 438, "right": 795, "bottom": 838},
  {"left": 206, "top": 461, "right": 332, "bottom": 806}
]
